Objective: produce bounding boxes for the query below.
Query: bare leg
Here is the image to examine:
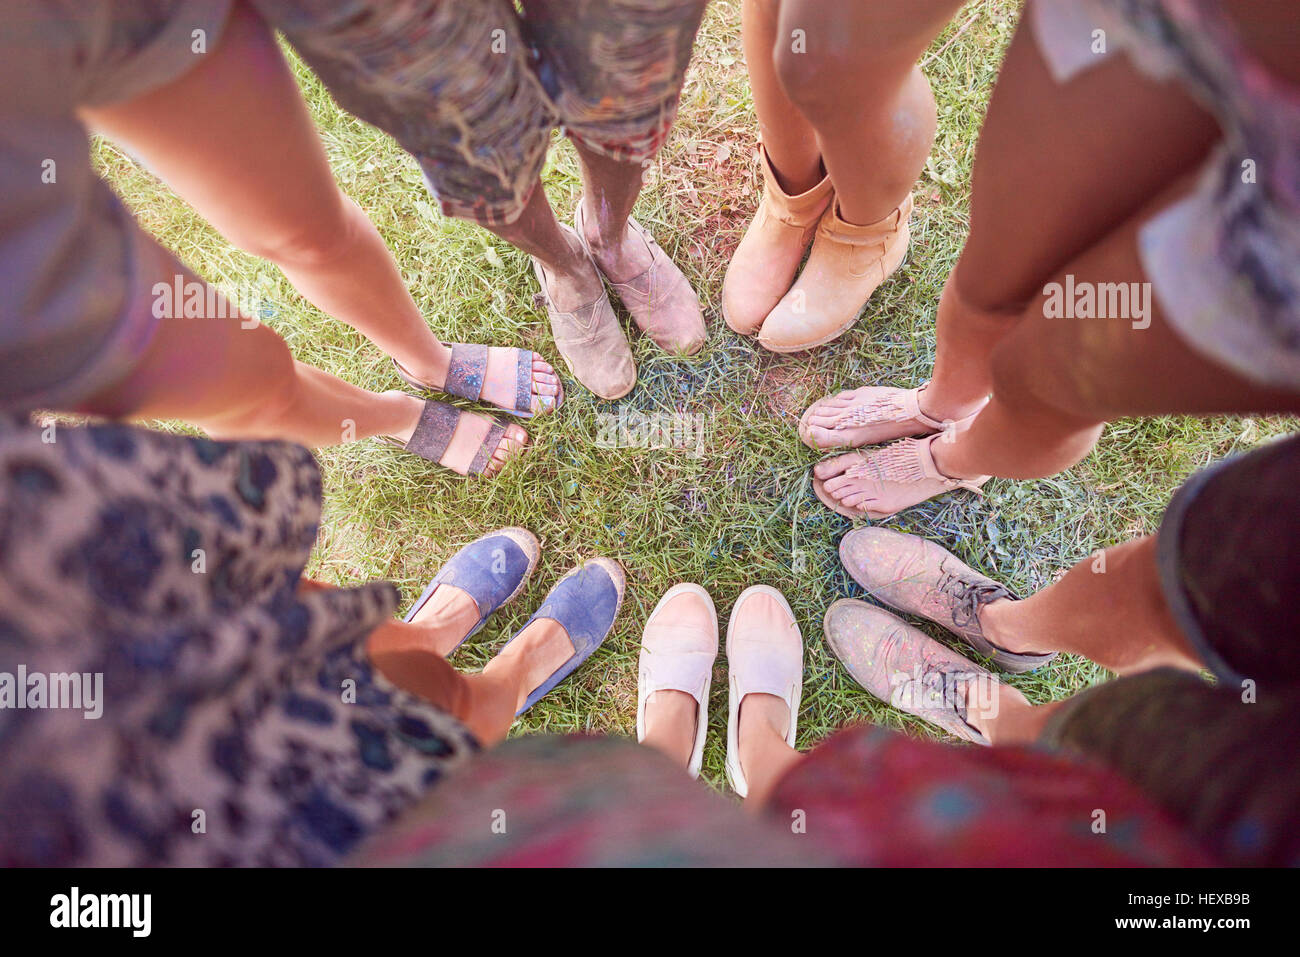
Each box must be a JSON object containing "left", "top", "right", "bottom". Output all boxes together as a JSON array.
[
  {"left": 773, "top": 0, "right": 963, "bottom": 224},
  {"left": 979, "top": 536, "right": 1202, "bottom": 675},
  {"left": 82, "top": 1, "right": 559, "bottom": 413},
  {"left": 640, "top": 690, "right": 698, "bottom": 768},
  {"left": 81, "top": 266, "right": 526, "bottom": 475},
  {"left": 917, "top": 8, "right": 1219, "bottom": 424},
  {"left": 485, "top": 180, "right": 606, "bottom": 312},
  {"left": 928, "top": 189, "right": 1300, "bottom": 484},
  {"left": 368, "top": 615, "right": 575, "bottom": 747},
  {"left": 968, "top": 694, "right": 1066, "bottom": 747},
  {"left": 741, "top": 0, "right": 821, "bottom": 193},
  {"left": 573, "top": 142, "right": 656, "bottom": 285},
  {"left": 736, "top": 693, "right": 803, "bottom": 807}
]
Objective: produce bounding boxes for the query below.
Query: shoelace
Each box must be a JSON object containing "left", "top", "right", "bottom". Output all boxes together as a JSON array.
[
  {"left": 936, "top": 565, "right": 1008, "bottom": 631},
  {"left": 913, "top": 669, "right": 975, "bottom": 725}
]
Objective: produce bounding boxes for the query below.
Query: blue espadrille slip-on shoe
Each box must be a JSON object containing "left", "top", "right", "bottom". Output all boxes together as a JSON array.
[
  {"left": 403, "top": 527, "right": 541, "bottom": 651},
  {"left": 504, "top": 558, "right": 625, "bottom": 715}
]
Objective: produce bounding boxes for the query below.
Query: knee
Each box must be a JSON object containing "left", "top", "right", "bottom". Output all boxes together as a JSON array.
[
  {"left": 229, "top": 192, "right": 358, "bottom": 270},
  {"left": 202, "top": 328, "right": 302, "bottom": 438},
  {"left": 988, "top": 330, "right": 1106, "bottom": 429},
  {"left": 774, "top": 30, "right": 918, "bottom": 123},
  {"left": 948, "top": 254, "right": 1031, "bottom": 318},
  {"left": 775, "top": 46, "right": 847, "bottom": 122}
]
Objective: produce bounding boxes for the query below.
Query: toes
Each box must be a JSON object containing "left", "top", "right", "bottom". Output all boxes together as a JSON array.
[
  {"left": 813, "top": 453, "right": 860, "bottom": 480},
  {"left": 807, "top": 408, "right": 845, "bottom": 426},
  {"left": 486, "top": 425, "right": 530, "bottom": 475},
  {"left": 531, "top": 359, "right": 562, "bottom": 414},
  {"left": 807, "top": 426, "right": 840, "bottom": 449},
  {"left": 838, "top": 490, "right": 876, "bottom": 510},
  {"left": 824, "top": 388, "right": 867, "bottom": 409},
  {"left": 531, "top": 375, "right": 562, "bottom": 414},
  {"left": 504, "top": 424, "right": 529, "bottom": 449},
  {"left": 807, "top": 414, "right": 845, "bottom": 433},
  {"left": 823, "top": 473, "right": 862, "bottom": 497}
]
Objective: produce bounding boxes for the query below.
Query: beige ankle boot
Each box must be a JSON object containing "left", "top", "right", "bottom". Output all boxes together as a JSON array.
[
  {"left": 721, "top": 145, "right": 832, "bottom": 336},
  {"left": 758, "top": 193, "right": 913, "bottom": 353}
]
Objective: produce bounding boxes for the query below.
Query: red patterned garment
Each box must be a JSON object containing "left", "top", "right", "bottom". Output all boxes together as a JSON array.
[{"left": 353, "top": 726, "right": 1212, "bottom": 867}]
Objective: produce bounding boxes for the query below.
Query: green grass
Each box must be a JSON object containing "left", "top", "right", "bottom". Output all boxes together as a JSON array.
[{"left": 92, "top": 0, "right": 1295, "bottom": 790}]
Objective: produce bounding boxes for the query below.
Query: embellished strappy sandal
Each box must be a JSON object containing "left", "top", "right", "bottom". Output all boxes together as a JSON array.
[
  {"left": 382, "top": 399, "right": 522, "bottom": 477},
  {"left": 393, "top": 343, "right": 562, "bottom": 419},
  {"left": 812, "top": 433, "right": 989, "bottom": 520},
  {"left": 798, "top": 382, "right": 987, "bottom": 451}
]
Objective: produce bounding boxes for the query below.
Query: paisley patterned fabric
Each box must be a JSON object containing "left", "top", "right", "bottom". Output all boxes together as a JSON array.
[
  {"left": 0, "top": 416, "right": 476, "bottom": 866},
  {"left": 253, "top": 0, "right": 708, "bottom": 225}
]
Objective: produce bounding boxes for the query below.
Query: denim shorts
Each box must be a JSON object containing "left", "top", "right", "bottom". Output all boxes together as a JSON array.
[{"left": 256, "top": 0, "right": 709, "bottom": 226}]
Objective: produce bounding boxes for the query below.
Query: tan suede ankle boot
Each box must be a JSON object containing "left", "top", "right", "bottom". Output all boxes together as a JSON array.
[
  {"left": 721, "top": 145, "right": 832, "bottom": 336},
  {"left": 758, "top": 193, "right": 913, "bottom": 353}
]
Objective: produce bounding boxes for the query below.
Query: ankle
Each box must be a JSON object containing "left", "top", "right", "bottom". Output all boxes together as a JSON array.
[
  {"left": 917, "top": 383, "right": 988, "bottom": 426},
  {"left": 767, "top": 155, "right": 823, "bottom": 197},
  {"left": 480, "top": 652, "right": 531, "bottom": 715},
  {"left": 555, "top": 240, "right": 593, "bottom": 279},
  {"left": 458, "top": 671, "right": 518, "bottom": 746},
  {"left": 643, "top": 691, "right": 698, "bottom": 769},
  {"left": 978, "top": 598, "right": 1051, "bottom": 657},
  {"left": 578, "top": 196, "right": 624, "bottom": 251},
  {"left": 409, "top": 605, "right": 479, "bottom": 656},
  {"left": 927, "top": 432, "right": 981, "bottom": 481},
  {"left": 737, "top": 695, "right": 789, "bottom": 772},
  {"left": 382, "top": 391, "right": 427, "bottom": 444},
  {"left": 975, "top": 696, "right": 1058, "bottom": 746},
  {"left": 488, "top": 618, "right": 571, "bottom": 712}
]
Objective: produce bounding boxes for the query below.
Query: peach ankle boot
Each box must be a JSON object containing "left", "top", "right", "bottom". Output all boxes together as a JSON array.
[
  {"left": 758, "top": 193, "right": 913, "bottom": 353},
  {"left": 721, "top": 144, "right": 832, "bottom": 336}
]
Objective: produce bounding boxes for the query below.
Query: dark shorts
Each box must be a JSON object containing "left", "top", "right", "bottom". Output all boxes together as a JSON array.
[
  {"left": 1045, "top": 432, "right": 1300, "bottom": 866},
  {"left": 255, "top": 0, "right": 709, "bottom": 226}
]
